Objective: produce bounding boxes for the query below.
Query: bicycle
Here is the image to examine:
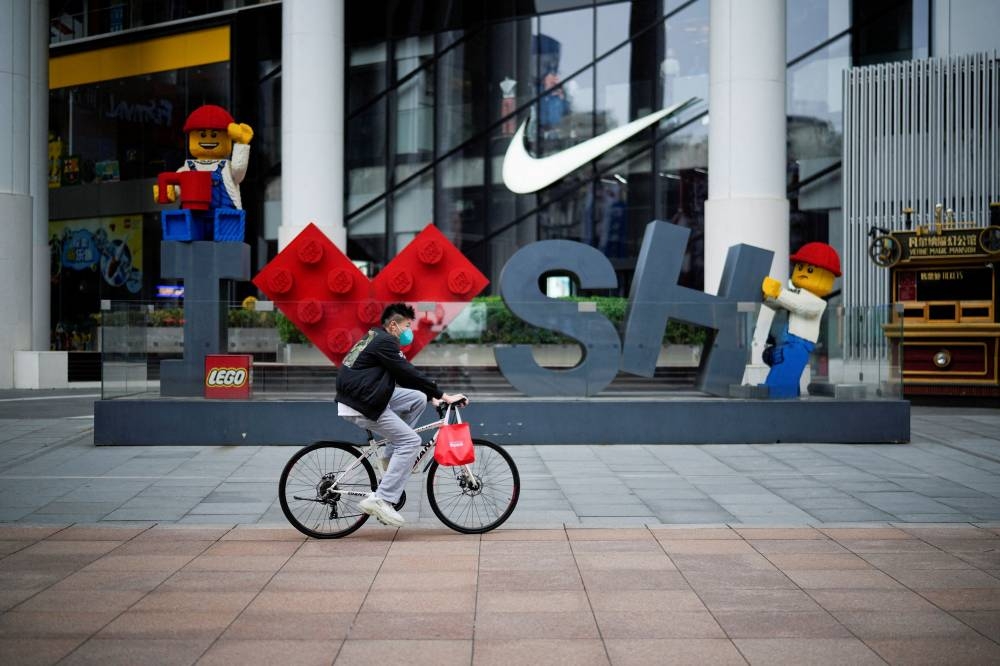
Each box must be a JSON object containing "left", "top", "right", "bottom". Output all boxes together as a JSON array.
[{"left": 278, "top": 401, "right": 520, "bottom": 538}]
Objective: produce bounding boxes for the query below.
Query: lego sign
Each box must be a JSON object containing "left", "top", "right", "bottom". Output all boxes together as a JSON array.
[{"left": 204, "top": 354, "right": 252, "bottom": 399}]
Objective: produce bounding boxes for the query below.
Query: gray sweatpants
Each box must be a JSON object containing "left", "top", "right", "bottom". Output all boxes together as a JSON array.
[{"left": 342, "top": 387, "right": 428, "bottom": 503}]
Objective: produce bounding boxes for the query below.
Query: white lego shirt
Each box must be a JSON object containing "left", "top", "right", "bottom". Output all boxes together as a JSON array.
[{"left": 764, "top": 280, "right": 827, "bottom": 343}]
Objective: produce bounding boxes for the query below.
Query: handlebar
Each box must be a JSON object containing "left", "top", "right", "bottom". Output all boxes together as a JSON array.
[
  {"left": 435, "top": 398, "right": 468, "bottom": 417},
  {"left": 868, "top": 225, "right": 891, "bottom": 239}
]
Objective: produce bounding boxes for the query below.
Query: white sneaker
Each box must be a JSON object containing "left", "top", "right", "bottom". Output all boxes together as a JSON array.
[{"left": 358, "top": 493, "right": 405, "bottom": 527}]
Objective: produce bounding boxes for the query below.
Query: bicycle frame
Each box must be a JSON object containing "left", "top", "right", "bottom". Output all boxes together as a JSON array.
[{"left": 329, "top": 416, "right": 478, "bottom": 499}]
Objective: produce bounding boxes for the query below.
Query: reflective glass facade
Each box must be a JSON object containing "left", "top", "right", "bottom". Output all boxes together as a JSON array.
[
  {"left": 45, "top": 0, "right": 930, "bottom": 351},
  {"left": 50, "top": 0, "right": 273, "bottom": 43},
  {"left": 345, "top": 0, "right": 928, "bottom": 292},
  {"left": 49, "top": 63, "right": 231, "bottom": 184},
  {"left": 46, "top": 4, "right": 282, "bottom": 353},
  {"left": 786, "top": 0, "right": 929, "bottom": 256},
  {"left": 345, "top": 0, "right": 711, "bottom": 291}
]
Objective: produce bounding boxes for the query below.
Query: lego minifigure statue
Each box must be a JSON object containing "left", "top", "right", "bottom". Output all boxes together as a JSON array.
[
  {"left": 155, "top": 104, "right": 253, "bottom": 242},
  {"left": 760, "top": 242, "right": 841, "bottom": 399}
]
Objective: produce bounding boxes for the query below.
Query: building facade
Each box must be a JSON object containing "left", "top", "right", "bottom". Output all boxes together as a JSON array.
[{"left": 0, "top": 0, "right": 997, "bottom": 387}]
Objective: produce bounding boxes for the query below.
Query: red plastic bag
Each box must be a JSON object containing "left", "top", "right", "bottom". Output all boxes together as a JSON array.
[{"left": 434, "top": 405, "right": 475, "bottom": 466}]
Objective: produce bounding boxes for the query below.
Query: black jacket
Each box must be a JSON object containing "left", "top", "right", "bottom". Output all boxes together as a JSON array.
[{"left": 335, "top": 327, "right": 443, "bottom": 420}]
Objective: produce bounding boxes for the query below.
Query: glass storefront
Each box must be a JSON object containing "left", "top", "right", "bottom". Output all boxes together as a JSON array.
[
  {"left": 345, "top": 0, "right": 714, "bottom": 293},
  {"left": 49, "top": 64, "right": 231, "bottom": 185},
  {"left": 49, "top": 214, "right": 154, "bottom": 352},
  {"left": 48, "top": 0, "right": 930, "bottom": 373},
  {"left": 785, "top": 0, "right": 929, "bottom": 280},
  {"left": 47, "top": 3, "right": 282, "bottom": 357},
  {"left": 345, "top": 0, "right": 927, "bottom": 295},
  {"left": 49, "top": 0, "right": 270, "bottom": 43},
  {"left": 46, "top": 59, "right": 231, "bottom": 357}
]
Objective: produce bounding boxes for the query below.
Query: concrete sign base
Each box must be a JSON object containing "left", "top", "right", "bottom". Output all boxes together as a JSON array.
[{"left": 94, "top": 397, "right": 909, "bottom": 446}]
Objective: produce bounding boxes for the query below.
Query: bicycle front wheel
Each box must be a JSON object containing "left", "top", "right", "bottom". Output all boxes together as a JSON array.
[
  {"left": 426, "top": 439, "right": 520, "bottom": 534},
  {"left": 279, "top": 441, "right": 375, "bottom": 539}
]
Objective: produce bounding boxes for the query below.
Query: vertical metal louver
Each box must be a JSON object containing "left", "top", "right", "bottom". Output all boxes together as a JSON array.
[{"left": 842, "top": 52, "right": 999, "bottom": 360}]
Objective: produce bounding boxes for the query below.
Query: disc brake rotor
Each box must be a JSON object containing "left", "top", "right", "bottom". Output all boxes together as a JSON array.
[
  {"left": 317, "top": 476, "right": 339, "bottom": 503},
  {"left": 458, "top": 472, "right": 483, "bottom": 495}
]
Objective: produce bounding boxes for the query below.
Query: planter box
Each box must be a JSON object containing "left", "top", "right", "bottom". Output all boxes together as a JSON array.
[
  {"left": 99, "top": 327, "right": 279, "bottom": 355},
  {"left": 228, "top": 328, "right": 279, "bottom": 353},
  {"left": 147, "top": 327, "right": 183, "bottom": 353},
  {"left": 280, "top": 342, "right": 330, "bottom": 365},
  {"left": 98, "top": 331, "right": 701, "bottom": 369},
  {"left": 278, "top": 343, "right": 703, "bottom": 368},
  {"left": 416, "top": 343, "right": 702, "bottom": 368}
]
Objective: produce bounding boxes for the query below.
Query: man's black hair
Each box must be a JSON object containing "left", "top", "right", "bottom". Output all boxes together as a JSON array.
[{"left": 381, "top": 302, "right": 415, "bottom": 326}]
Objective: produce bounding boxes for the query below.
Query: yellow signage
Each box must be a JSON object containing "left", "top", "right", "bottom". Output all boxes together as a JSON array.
[
  {"left": 50, "top": 26, "right": 230, "bottom": 89},
  {"left": 906, "top": 232, "right": 978, "bottom": 257},
  {"left": 894, "top": 228, "right": 993, "bottom": 263},
  {"left": 919, "top": 270, "right": 965, "bottom": 281}
]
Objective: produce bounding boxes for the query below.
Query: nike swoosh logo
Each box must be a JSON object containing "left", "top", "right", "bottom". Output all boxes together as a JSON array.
[{"left": 502, "top": 97, "right": 700, "bottom": 194}]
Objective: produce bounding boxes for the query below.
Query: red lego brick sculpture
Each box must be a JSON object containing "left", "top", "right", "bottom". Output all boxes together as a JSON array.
[{"left": 253, "top": 223, "right": 488, "bottom": 365}]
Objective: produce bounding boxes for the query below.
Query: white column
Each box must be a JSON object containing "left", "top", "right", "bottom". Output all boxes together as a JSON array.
[
  {"left": 933, "top": 0, "right": 1000, "bottom": 57},
  {"left": 704, "top": 0, "right": 787, "bottom": 378},
  {"left": 0, "top": 0, "right": 36, "bottom": 387},
  {"left": 280, "top": 0, "right": 346, "bottom": 251},
  {"left": 30, "top": 0, "right": 49, "bottom": 351},
  {"left": 932, "top": 0, "right": 951, "bottom": 57}
]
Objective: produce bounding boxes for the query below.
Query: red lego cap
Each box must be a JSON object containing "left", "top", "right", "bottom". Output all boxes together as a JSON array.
[
  {"left": 183, "top": 105, "right": 234, "bottom": 133},
  {"left": 790, "top": 242, "right": 842, "bottom": 277}
]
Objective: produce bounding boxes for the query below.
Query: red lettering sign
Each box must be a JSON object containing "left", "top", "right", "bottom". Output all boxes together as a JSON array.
[{"left": 204, "top": 354, "right": 252, "bottom": 399}]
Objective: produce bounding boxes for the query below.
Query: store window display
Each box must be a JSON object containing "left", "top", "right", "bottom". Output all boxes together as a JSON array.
[{"left": 48, "top": 64, "right": 230, "bottom": 186}]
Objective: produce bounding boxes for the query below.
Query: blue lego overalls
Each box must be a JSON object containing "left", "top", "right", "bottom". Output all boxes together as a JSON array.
[
  {"left": 161, "top": 161, "right": 245, "bottom": 242},
  {"left": 763, "top": 323, "right": 814, "bottom": 399},
  {"left": 200, "top": 160, "right": 236, "bottom": 210}
]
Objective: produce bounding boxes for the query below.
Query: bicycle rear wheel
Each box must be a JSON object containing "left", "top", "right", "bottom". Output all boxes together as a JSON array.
[
  {"left": 426, "top": 439, "right": 520, "bottom": 534},
  {"left": 279, "top": 441, "right": 375, "bottom": 539}
]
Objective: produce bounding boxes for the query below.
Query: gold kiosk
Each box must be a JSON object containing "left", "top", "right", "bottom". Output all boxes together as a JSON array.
[{"left": 870, "top": 204, "right": 1000, "bottom": 396}]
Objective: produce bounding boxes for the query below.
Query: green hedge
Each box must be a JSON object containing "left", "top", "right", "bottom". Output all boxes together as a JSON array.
[
  {"left": 274, "top": 297, "right": 708, "bottom": 345},
  {"left": 436, "top": 296, "right": 707, "bottom": 346},
  {"left": 276, "top": 311, "right": 309, "bottom": 343},
  {"left": 227, "top": 308, "right": 277, "bottom": 329},
  {"left": 97, "top": 308, "right": 277, "bottom": 329},
  {"left": 100, "top": 298, "right": 708, "bottom": 347}
]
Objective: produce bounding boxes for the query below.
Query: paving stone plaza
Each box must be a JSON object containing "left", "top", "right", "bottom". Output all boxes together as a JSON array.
[
  {"left": 1, "top": 396, "right": 997, "bottom": 527},
  {"left": 0, "top": 391, "right": 998, "bottom": 663}
]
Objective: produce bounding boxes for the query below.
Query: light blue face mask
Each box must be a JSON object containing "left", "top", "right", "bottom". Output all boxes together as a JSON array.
[{"left": 398, "top": 327, "right": 414, "bottom": 346}]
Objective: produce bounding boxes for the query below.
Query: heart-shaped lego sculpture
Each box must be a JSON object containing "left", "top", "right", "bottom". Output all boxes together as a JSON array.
[{"left": 253, "top": 223, "right": 489, "bottom": 365}]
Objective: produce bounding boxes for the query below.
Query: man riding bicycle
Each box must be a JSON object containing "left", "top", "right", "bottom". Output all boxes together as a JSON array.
[{"left": 336, "top": 303, "right": 467, "bottom": 527}]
